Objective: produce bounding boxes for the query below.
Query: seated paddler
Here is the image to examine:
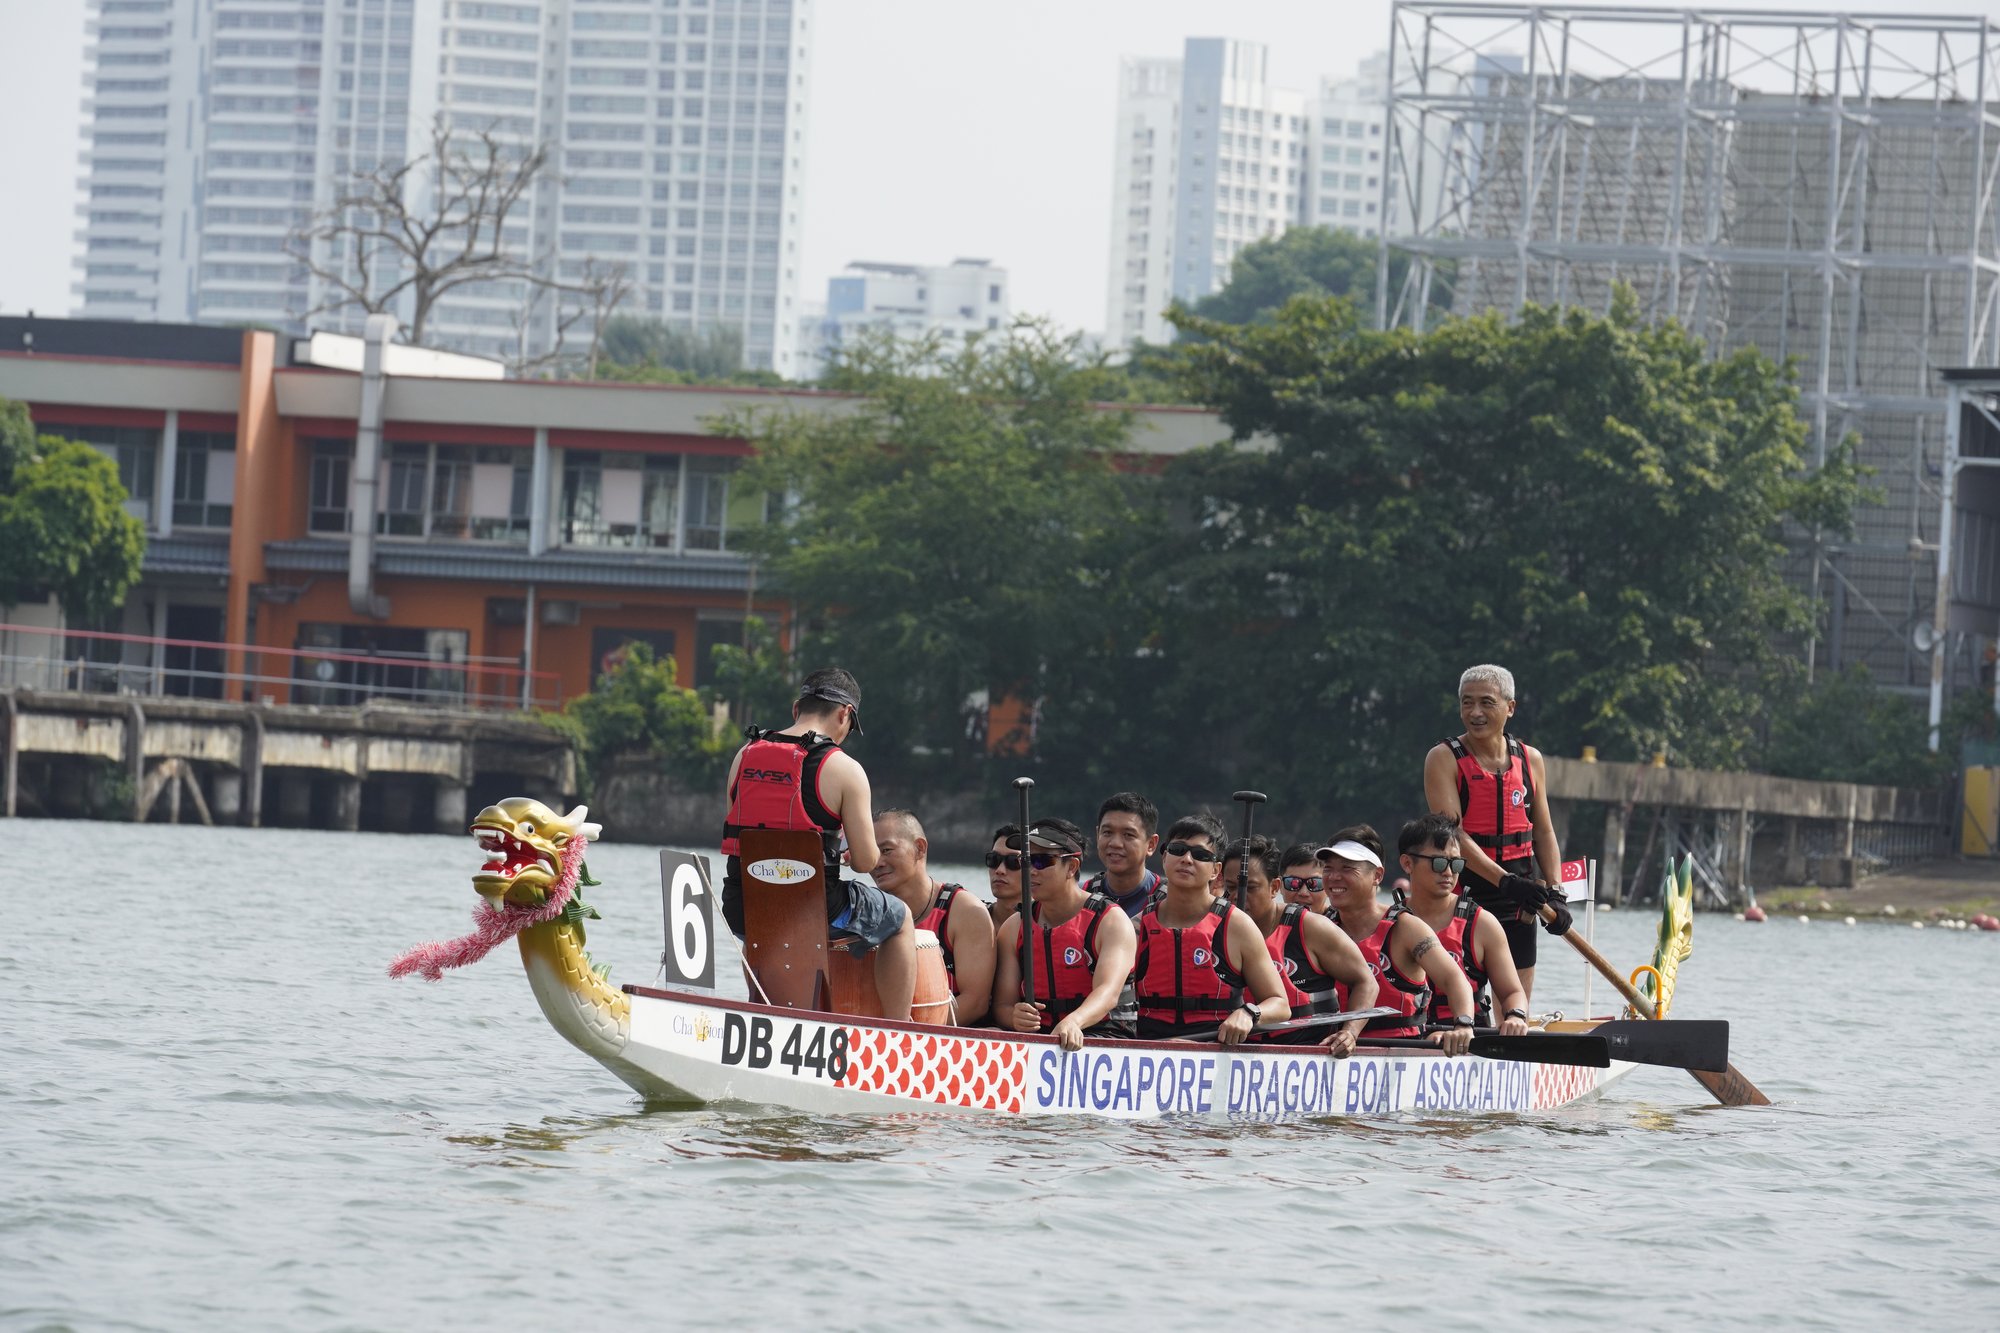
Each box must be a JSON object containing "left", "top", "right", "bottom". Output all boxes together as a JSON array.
[
  {"left": 1395, "top": 814, "right": 1531, "bottom": 1038},
  {"left": 1133, "top": 814, "right": 1291, "bottom": 1043},
  {"left": 719, "top": 667, "right": 917, "bottom": 1021},
  {"left": 1222, "top": 835, "right": 1379, "bottom": 1055},
  {"left": 992, "top": 817, "right": 1138, "bottom": 1049},
  {"left": 873, "top": 808, "right": 996, "bottom": 1024},
  {"left": 1320, "top": 824, "right": 1480, "bottom": 1055}
]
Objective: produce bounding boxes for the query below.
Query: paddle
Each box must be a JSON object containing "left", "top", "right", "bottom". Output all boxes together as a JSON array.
[
  {"left": 1178, "top": 1006, "right": 1402, "bottom": 1042},
  {"left": 1368, "top": 1034, "right": 1610, "bottom": 1067},
  {"left": 1539, "top": 904, "right": 1771, "bottom": 1107},
  {"left": 1369, "top": 1018, "right": 1729, "bottom": 1071},
  {"left": 1013, "top": 777, "right": 1036, "bottom": 1015},
  {"left": 1229, "top": 789, "right": 1266, "bottom": 909}
]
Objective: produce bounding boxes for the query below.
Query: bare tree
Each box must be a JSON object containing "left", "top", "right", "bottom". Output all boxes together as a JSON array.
[
  {"left": 504, "top": 258, "right": 634, "bottom": 379},
  {"left": 289, "top": 117, "right": 627, "bottom": 353}
]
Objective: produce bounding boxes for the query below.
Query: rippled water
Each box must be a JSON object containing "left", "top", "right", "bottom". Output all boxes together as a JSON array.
[{"left": 4, "top": 819, "right": 1995, "bottom": 1330}]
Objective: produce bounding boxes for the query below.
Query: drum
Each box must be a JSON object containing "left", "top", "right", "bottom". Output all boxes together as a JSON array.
[{"left": 911, "top": 928, "right": 955, "bottom": 1026}]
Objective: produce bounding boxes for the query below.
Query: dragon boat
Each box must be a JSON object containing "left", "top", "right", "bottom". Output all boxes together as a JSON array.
[{"left": 390, "top": 799, "right": 1728, "bottom": 1121}]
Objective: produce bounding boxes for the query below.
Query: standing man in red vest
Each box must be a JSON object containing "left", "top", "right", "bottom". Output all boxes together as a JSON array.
[
  {"left": 1423, "top": 663, "right": 1571, "bottom": 1004},
  {"left": 720, "top": 667, "right": 916, "bottom": 1020}
]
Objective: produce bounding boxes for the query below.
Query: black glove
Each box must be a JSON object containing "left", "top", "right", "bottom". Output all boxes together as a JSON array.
[
  {"left": 1496, "top": 872, "right": 1544, "bottom": 912},
  {"left": 1541, "top": 896, "right": 1574, "bottom": 936}
]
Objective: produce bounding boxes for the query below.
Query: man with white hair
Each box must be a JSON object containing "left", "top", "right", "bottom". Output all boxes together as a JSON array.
[{"left": 1422, "top": 663, "right": 1570, "bottom": 1004}]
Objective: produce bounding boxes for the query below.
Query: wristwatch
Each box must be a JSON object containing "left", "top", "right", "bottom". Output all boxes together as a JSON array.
[
  {"left": 1239, "top": 1001, "right": 1263, "bottom": 1028},
  {"left": 1453, "top": 1015, "right": 1476, "bottom": 1029},
  {"left": 1504, "top": 1007, "right": 1530, "bottom": 1022}
]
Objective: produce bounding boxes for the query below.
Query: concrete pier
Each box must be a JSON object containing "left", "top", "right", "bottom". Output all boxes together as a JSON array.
[{"left": 0, "top": 689, "right": 576, "bottom": 834}]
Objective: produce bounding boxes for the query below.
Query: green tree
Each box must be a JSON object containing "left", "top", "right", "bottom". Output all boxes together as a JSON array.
[
  {"left": 1157, "top": 291, "right": 1864, "bottom": 827},
  {"left": 1188, "top": 227, "right": 1386, "bottom": 327},
  {"left": 700, "top": 615, "right": 797, "bottom": 730},
  {"left": 593, "top": 317, "right": 784, "bottom": 385},
  {"left": 0, "top": 398, "right": 146, "bottom": 622},
  {"left": 722, "top": 324, "right": 1151, "bottom": 789},
  {"left": 545, "top": 643, "right": 728, "bottom": 794},
  {"left": 1759, "top": 666, "right": 1957, "bottom": 788}
]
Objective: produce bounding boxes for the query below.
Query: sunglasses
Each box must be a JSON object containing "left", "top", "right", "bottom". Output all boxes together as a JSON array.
[
  {"left": 984, "top": 851, "right": 1073, "bottom": 871},
  {"left": 1163, "top": 841, "right": 1221, "bottom": 864},
  {"left": 1279, "top": 875, "right": 1322, "bottom": 894},
  {"left": 1415, "top": 855, "right": 1466, "bottom": 875}
]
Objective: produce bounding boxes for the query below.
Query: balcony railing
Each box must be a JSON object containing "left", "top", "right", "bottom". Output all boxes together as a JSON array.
[{"left": 0, "top": 622, "right": 562, "bottom": 711}]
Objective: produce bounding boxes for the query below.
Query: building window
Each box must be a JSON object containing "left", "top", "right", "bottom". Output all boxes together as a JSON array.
[
  {"left": 62, "top": 423, "right": 159, "bottom": 527},
  {"left": 308, "top": 437, "right": 352, "bottom": 533},
  {"left": 172, "top": 430, "right": 236, "bottom": 529},
  {"left": 558, "top": 451, "right": 748, "bottom": 552}
]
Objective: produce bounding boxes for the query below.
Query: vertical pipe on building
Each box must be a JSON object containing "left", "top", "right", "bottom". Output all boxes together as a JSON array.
[
  {"left": 1930, "top": 381, "right": 1964, "bottom": 750},
  {"left": 528, "top": 426, "right": 551, "bottom": 555},
  {"left": 157, "top": 408, "right": 178, "bottom": 539},
  {"left": 521, "top": 583, "right": 538, "bottom": 711},
  {"left": 348, "top": 314, "right": 396, "bottom": 618}
]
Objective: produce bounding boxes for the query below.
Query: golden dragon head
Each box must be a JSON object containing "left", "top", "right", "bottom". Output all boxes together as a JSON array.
[{"left": 470, "top": 798, "right": 602, "bottom": 907}]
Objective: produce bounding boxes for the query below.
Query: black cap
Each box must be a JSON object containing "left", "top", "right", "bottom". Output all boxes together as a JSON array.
[
  {"left": 1021, "top": 822, "right": 1084, "bottom": 854},
  {"left": 798, "top": 683, "right": 862, "bottom": 735}
]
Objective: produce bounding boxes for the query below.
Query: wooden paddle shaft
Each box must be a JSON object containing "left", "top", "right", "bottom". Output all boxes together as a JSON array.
[{"left": 1539, "top": 904, "right": 1772, "bottom": 1107}]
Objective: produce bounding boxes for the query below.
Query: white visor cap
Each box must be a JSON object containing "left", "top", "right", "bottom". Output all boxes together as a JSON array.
[{"left": 1313, "top": 839, "right": 1383, "bottom": 869}]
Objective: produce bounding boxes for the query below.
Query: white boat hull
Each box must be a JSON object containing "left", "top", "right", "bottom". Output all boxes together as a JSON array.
[{"left": 611, "top": 986, "right": 1635, "bottom": 1120}]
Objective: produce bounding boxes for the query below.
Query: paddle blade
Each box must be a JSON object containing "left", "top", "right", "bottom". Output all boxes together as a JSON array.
[
  {"left": 1465, "top": 1033, "right": 1610, "bottom": 1067},
  {"left": 1594, "top": 1019, "right": 1729, "bottom": 1073}
]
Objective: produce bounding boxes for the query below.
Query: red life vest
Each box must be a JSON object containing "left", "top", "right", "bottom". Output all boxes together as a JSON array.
[
  {"left": 916, "top": 882, "right": 965, "bottom": 993},
  {"left": 1447, "top": 734, "right": 1536, "bottom": 863},
  {"left": 1019, "top": 891, "right": 1135, "bottom": 1037},
  {"left": 719, "top": 728, "right": 843, "bottom": 865},
  {"left": 1331, "top": 905, "right": 1428, "bottom": 1038},
  {"left": 1427, "top": 895, "right": 1494, "bottom": 1027},
  {"left": 1266, "top": 903, "right": 1343, "bottom": 1017},
  {"left": 1134, "top": 899, "right": 1251, "bottom": 1036}
]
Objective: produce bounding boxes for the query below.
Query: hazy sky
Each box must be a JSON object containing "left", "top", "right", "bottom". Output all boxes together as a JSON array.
[{"left": 3, "top": 0, "right": 1996, "bottom": 337}]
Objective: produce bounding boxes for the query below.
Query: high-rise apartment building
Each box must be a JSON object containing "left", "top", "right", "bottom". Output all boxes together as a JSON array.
[
  {"left": 75, "top": 0, "right": 812, "bottom": 375},
  {"left": 1103, "top": 39, "right": 1389, "bottom": 349}
]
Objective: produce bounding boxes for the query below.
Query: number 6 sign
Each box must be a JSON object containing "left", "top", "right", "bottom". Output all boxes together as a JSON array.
[{"left": 659, "top": 849, "right": 717, "bottom": 990}]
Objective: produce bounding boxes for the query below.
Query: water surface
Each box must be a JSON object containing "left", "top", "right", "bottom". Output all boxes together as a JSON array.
[{"left": 3, "top": 821, "right": 1992, "bottom": 1329}]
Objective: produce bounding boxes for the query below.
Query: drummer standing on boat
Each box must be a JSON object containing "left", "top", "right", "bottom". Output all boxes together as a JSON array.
[
  {"left": 872, "top": 809, "right": 996, "bottom": 1024},
  {"left": 719, "top": 667, "right": 918, "bottom": 1021},
  {"left": 1423, "top": 664, "right": 1572, "bottom": 1004}
]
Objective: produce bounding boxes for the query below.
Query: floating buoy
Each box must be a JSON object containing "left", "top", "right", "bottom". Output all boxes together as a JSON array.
[
  {"left": 1912, "top": 921, "right": 1926, "bottom": 930},
  {"left": 1743, "top": 904, "right": 1767, "bottom": 922},
  {"left": 1978, "top": 916, "right": 2000, "bottom": 932},
  {"left": 1797, "top": 914, "right": 1811, "bottom": 923},
  {"left": 1844, "top": 916, "right": 1857, "bottom": 926}
]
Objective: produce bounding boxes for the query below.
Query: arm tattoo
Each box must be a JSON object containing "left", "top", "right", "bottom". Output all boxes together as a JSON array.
[{"left": 1411, "top": 937, "right": 1437, "bottom": 962}]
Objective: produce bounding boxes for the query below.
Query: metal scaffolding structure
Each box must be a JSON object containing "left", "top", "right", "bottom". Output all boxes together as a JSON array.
[{"left": 1376, "top": 3, "right": 2000, "bottom": 693}]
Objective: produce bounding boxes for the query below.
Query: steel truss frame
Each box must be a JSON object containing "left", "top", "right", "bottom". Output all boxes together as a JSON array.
[{"left": 1377, "top": 3, "right": 2000, "bottom": 686}]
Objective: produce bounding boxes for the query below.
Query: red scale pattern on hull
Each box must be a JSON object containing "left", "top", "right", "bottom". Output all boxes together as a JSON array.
[{"left": 837, "top": 1027, "right": 1027, "bottom": 1113}]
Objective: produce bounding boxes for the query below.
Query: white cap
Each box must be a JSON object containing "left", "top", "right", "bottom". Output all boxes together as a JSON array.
[{"left": 1314, "top": 839, "right": 1382, "bottom": 869}]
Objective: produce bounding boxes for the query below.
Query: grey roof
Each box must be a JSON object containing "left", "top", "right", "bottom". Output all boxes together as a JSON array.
[
  {"left": 144, "top": 533, "right": 231, "bottom": 576},
  {"left": 262, "top": 539, "right": 754, "bottom": 591}
]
